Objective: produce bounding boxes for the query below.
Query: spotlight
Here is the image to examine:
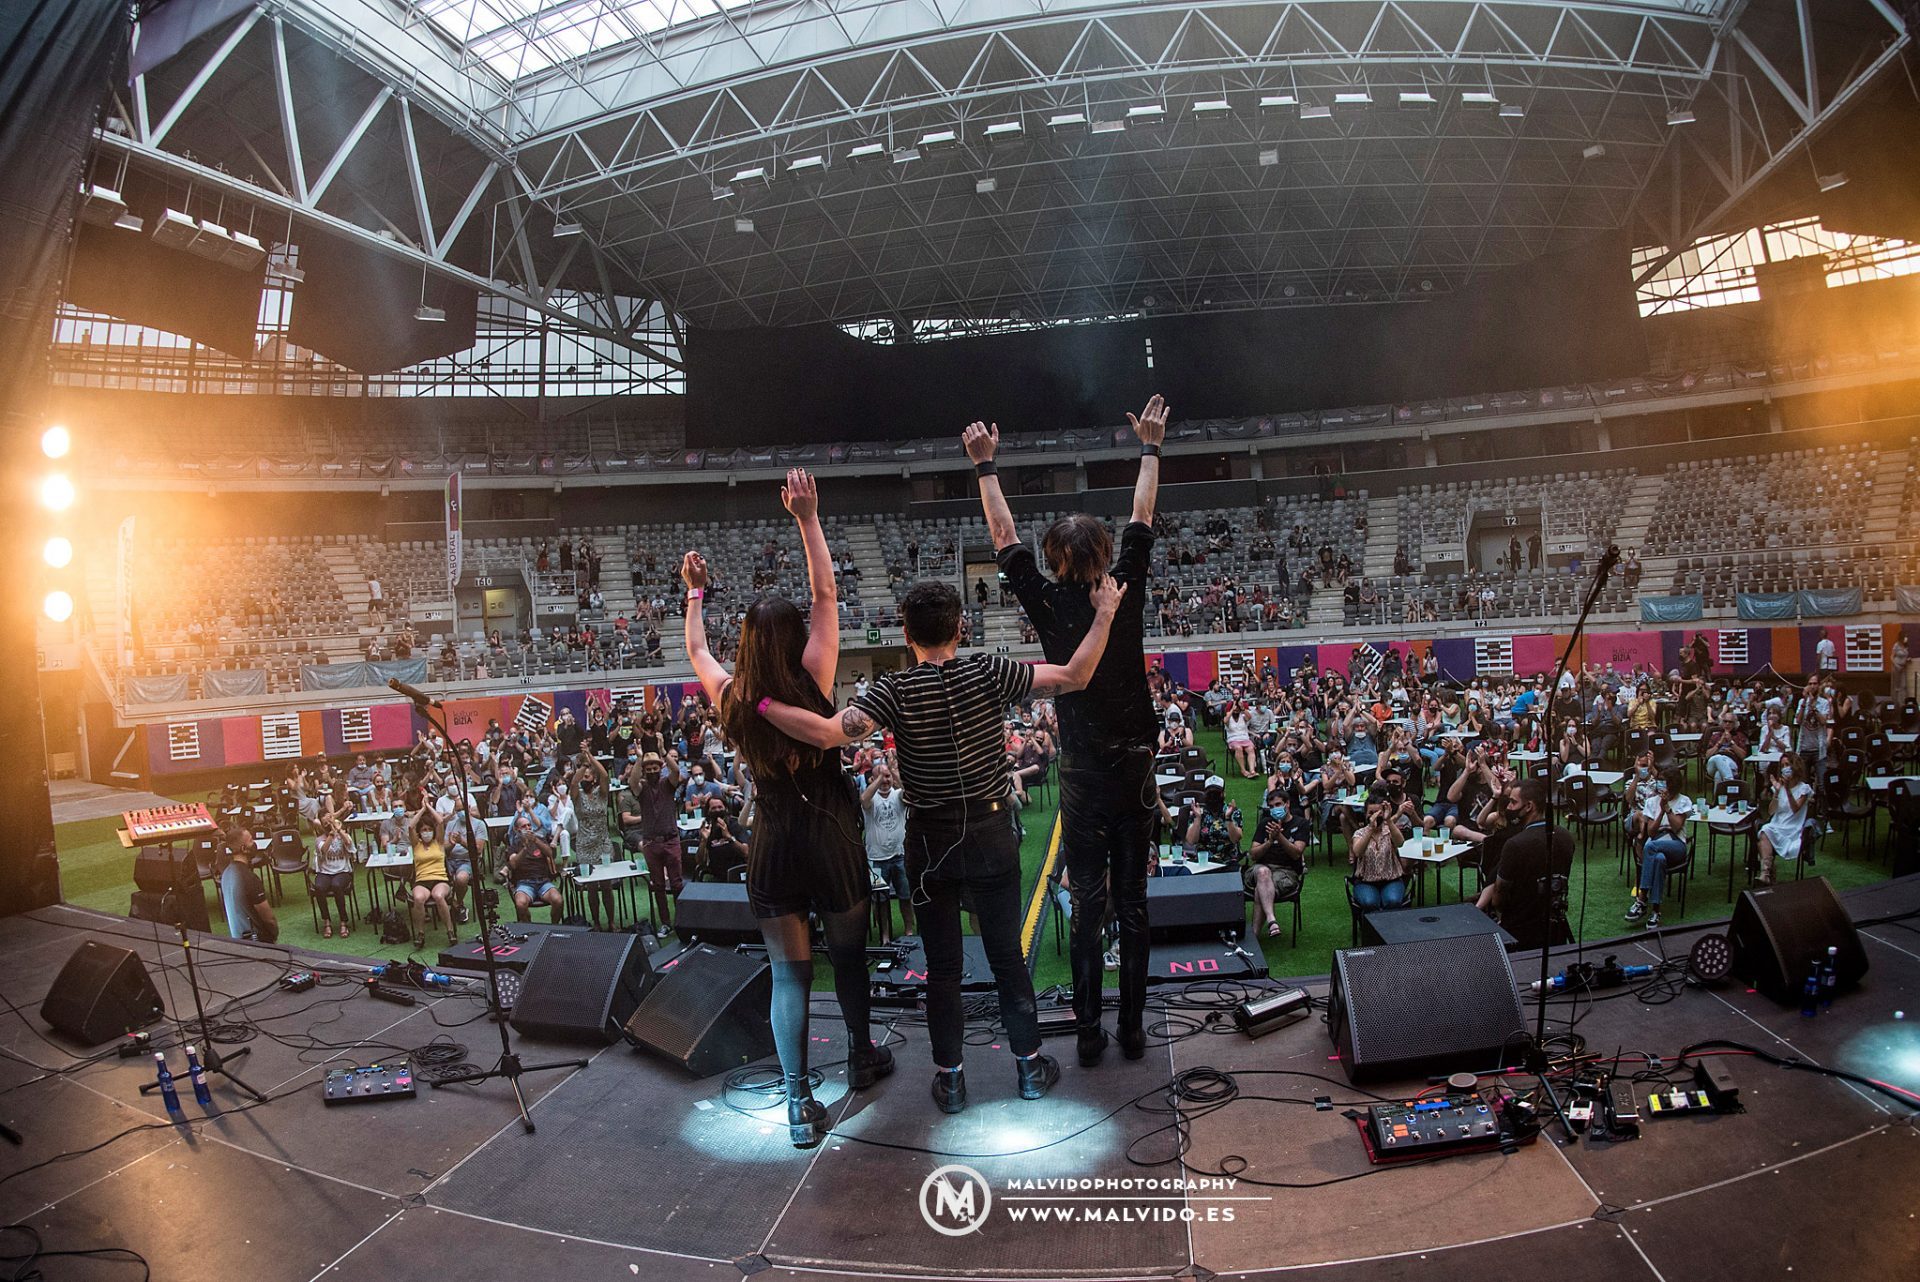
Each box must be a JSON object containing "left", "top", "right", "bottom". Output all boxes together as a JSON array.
[
  {"left": 1499, "top": 103, "right": 1526, "bottom": 119},
  {"left": 553, "top": 219, "right": 583, "bottom": 236},
  {"left": 1125, "top": 104, "right": 1166, "bottom": 124},
  {"left": 1191, "top": 99, "right": 1232, "bottom": 117},
  {"left": 709, "top": 184, "right": 734, "bottom": 201},
  {"left": 43, "top": 591, "right": 73, "bottom": 623},
  {"left": 219, "top": 229, "right": 265, "bottom": 269},
  {"left": 1817, "top": 171, "right": 1849, "bottom": 192},
  {"left": 1666, "top": 109, "right": 1696, "bottom": 126},
  {"left": 1582, "top": 143, "right": 1607, "bottom": 159},
  {"left": 733, "top": 216, "right": 756, "bottom": 233},
  {"left": 1399, "top": 91, "right": 1437, "bottom": 109},
  {"left": 1333, "top": 91, "right": 1372, "bottom": 106},
  {"left": 730, "top": 165, "right": 771, "bottom": 186},
  {"left": 848, "top": 142, "right": 887, "bottom": 165},
  {"left": 1090, "top": 119, "right": 1126, "bottom": 135},
  {"left": 413, "top": 305, "right": 447, "bottom": 323},
  {"left": 891, "top": 147, "right": 921, "bottom": 165},
  {"left": 43, "top": 537, "right": 73, "bottom": 569},
  {"left": 41, "top": 425, "right": 70, "bottom": 458},
  {"left": 1258, "top": 94, "right": 1298, "bottom": 113},
  {"left": 152, "top": 208, "right": 207, "bottom": 252},
  {"left": 1046, "top": 112, "right": 1088, "bottom": 131},
  {"left": 786, "top": 154, "right": 827, "bottom": 177},
  {"left": 1300, "top": 104, "right": 1332, "bottom": 121},
  {"left": 983, "top": 120, "right": 1023, "bottom": 141},
  {"left": 918, "top": 129, "right": 959, "bottom": 150},
  {"left": 1258, "top": 148, "right": 1279, "bottom": 167},
  {"left": 40, "top": 474, "right": 75, "bottom": 511},
  {"left": 79, "top": 184, "right": 131, "bottom": 229},
  {"left": 1461, "top": 91, "right": 1500, "bottom": 107},
  {"left": 974, "top": 177, "right": 997, "bottom": 194}
]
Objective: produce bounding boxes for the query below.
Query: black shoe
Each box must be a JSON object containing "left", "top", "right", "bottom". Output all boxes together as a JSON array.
[
  {"left": 849, "top": 1043, "right": 895, "bottom": 1090},
  {"left": 787, "top": 1094, "right": 827, "bottom": 1149},
  {"left": 932, "top": 1067, "right": 967, "bottom": 1115},
  {"left": 1016, "top": 1053, "right": 1060, "bottom": 1101},
  {"left": 1077, "top": 1027, "right": 1109, "bottom": 1067},
  {"left": 1117, "top": 1024, "right": 1147, "bottom": 1061}
]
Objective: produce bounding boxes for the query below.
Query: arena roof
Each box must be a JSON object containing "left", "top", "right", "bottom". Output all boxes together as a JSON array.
[{"left": 95, "top": 1, "right": 1912, "bottom": 342}]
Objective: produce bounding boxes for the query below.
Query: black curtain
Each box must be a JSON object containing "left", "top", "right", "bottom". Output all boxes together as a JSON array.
[
  {"left": 0, "top": 0, "right": 131, "bottom": 915},
  {"left": 287, "top": 233, "right": 480, "bottom": 375}
]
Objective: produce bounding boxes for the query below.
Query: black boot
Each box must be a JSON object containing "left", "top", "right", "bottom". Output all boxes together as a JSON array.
[
  {"left": 849, "top": 1043, "right": 895, "bottom": 1090},
  {"left": 1016, "top": 1053, "right": 1060, "bottom": 1101},
  {"left": 1117, "top": 1023, "right": 1147, "bottom": 1061},
  {"left": 787, "top": 1093, "right": 828, "bottom": 1149},
  {"left": 1077, "top": 1026, "right": 1109, "bottom": 1067},
  {"left": 932, "top": 1067, "right": 967, "bottom": 1115}
]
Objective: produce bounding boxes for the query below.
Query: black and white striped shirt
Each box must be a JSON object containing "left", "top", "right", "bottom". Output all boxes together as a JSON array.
[{"left": 852, "top": 654, "right": 1032, "bottom": 807}]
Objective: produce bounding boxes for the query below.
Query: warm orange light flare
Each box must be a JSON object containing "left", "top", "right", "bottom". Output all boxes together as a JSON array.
[
  {"left": 43, "top": 536, "right": 72, "bottom": 568},
  {"left": 43, "top": 590, "right": 73, "bottom": 623}
]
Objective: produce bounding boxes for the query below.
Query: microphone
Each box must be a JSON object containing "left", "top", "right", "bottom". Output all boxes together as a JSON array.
[
  {"left": 388, "top": 677, "right": 435, "bottom": 708},
  {"left": 1591, "top": 544, "right": 1622, "bottom": 589}
]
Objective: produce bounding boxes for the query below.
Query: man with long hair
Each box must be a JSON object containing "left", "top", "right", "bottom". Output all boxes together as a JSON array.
[
  {"left": 762, "top": 575, "right": 1121, "bottom": 1114},
  {"left": 681, "top": 470, "right": 884, "bottom": 1150},
  {"left": 964, "top": 395, "right": 1168, "bottom": 1065}
]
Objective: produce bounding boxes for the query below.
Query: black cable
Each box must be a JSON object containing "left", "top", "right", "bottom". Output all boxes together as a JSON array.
[
  {"left": 0, "top": 1223, "right": 150, "bottom": 1281},
  {"left": 1676, "top": 1038, "right": 1920, "bottom": 1111}
]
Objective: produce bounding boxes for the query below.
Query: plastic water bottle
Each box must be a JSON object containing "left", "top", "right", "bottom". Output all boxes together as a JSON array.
[
  {"left": 1801, "top": 960, "right": 1822, "bottom": 1019},
  {"left": 153, "top": 1052, "right": 184, "bottom": 1118},
  {"left": 1818, "top": 946, "right": 1839, "bottom": 1009},
  {"left": 183, "top": 1045, "right": 214, "bottom": 1109}
]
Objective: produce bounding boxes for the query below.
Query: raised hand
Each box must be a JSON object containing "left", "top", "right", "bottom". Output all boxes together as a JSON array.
[
  {"left": 962, "top": 421, "right": 1000, "bottom": 464},
  {"left": 1127, "top": 394, "right": 1169, "bottom": 447},
  {"left": 781, "top": 468, "right": 818, "bottom": 521},
  {"left": 680, "top": 550, "right": 709, "bottom": 591},
  {"left": 1091, "top": 573, "right": 1124, "bottom": 617}
]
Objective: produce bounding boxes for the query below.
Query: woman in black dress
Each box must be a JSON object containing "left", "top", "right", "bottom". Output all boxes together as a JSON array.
[{"left": 681, "top": 469, "right": 885, "bottom": 1148}]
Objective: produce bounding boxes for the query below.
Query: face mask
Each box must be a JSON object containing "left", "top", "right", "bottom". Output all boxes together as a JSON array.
[
  {"left": 1504, "top": 807, "right": 1529, "bottom": 826},
  {"left": 1268, "top": 806, "right": 1287, "bottom": 822},
  {"left": 1781, "top": 769, "right": 1794, "bottom": 780},
  {"left": 1277, "top": 763, "right": 1293, "bottom": 774}
]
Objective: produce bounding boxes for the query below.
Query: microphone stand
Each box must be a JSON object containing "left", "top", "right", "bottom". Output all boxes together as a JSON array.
[
  {"left": 1531, "top": 545, "right": 1619, "bottom": 1141},
  {"left": 387, "top": 680, "right": 586, "bottom": 1133}
]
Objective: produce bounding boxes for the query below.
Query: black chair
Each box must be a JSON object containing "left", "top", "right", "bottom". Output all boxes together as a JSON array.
[
  {"left": 263, "top": 829, "right": 308, "bottom": 908},
  {"left": 1245, "top": 865, "right": 1306, "bottom": 947},
  {"left": 1820, "top": 766, "right": 1872, "bottom": 855},
  {"left": 1563, "top": 776, "right": 1621, "bottom": 860},
  {"left": 1633, "top": 832, "right": 1693, "bottom": 921},
  {"left": 1649, "top": 731, "right": 1679, "bottom": 777},
  {"left": 1704, "top": 779, "right": 1751, "bottom": 874}
]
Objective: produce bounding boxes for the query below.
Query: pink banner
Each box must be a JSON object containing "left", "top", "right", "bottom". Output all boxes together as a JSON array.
[
  {"left": 1585, "top": 631, "right": 1663, "bottom": 673},
  {"left": 1511, "top": 634, "right": 1560, "bottom": 677}
]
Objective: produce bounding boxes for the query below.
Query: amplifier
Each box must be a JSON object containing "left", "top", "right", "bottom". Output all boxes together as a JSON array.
[
  {"left": 1147, "top": 875, "right": 1243, "bottom": 942},
  {"left": 871, "top": 935, "right": 994, "bottom": 1006},
  {"left": 435, "top": 921, "right": 580, "bottom": 975},
  {"left": 1146, "top": 938, "right": 1267, "bottom": 985}
]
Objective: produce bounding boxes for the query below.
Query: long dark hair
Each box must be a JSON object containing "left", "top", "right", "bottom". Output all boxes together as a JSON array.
[{"left": 722, "top": 595, "right": 834, "bottom": 779}]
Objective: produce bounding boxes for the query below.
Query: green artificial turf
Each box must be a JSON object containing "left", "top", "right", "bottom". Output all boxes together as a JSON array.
[{"left": 53, "top": 726, "right": 1897, "bottom": 986}]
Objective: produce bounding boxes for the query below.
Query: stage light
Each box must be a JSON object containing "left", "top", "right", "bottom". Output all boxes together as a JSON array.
[
  {"left": 553, "top": 219, "right": 583, "bottom": 236},
  {"left": 974, "top": 177, "right": 997, "bottom": 194},
  {"left": 734, "top": 217, "right": 756, "bottom": 233},
  {"left": 1582, "top": 143, "right": 1607, "bottom": 159},
  {"left": 1126, "top": 104, "right": 1166, "bottom": 124},
  {"left": 786, "top": 154, "right": 827, "bottom": 177},
  {"left": 1499, "top": 103, "right": 1526, "bottom": 119},
  {"left": 848, "top": 142, "right": 887, "bottom": 165},
  {"left": 918, "top": 129, "right": 959, "bottom": 150},
  {"left": 1300, "top": 104, "right": 1332, "bottom": 120},
  {"left": 1047, "top": 112, "right": 1087, "bottom": 131},
  {"left": 1666, "top": 109, "right": 1696, "bottom": 126},
  {"left": 79, "top": 183, "right": 131, "bottom": 229},
  {"left": 1334, "top": 91, "right": 1372, "bottom": 106},
  {"left": 1258, "top": 148, "right": 1279, "bottom": 167},
  {"left": 152, "top": 208, "right": 206, "bottom": 252},
  {"left": 1817, "top": 171, "right": 1849, "bottom": 192},
  {"left": 731, "top": 165, "right": 771, "bottom": 186},
  {"left": 266, "top": 256, "right": 304, "bottom": 283},
  {"left": 219, "top": 229, "right": 265, "bottom": 269},
  {"left": 1090, "top": 119, "right": 1125, "bottom": 135},
  {"left": 709, "top": 184, "right": 735, "bottom": 201},
  {"left": 1191, "top": 99, "right": 1231, "bottom": 117},
  {"left": 43, "top": 537, "right": 73, "bottom": 569},
  {"left": 40, "top": 474, "right": 74, "bottom": 511},
  {"left": 43, "top": 591, "right": 73, "bottom": 623},
  {"left": 983, "top": 120, "right": 1023, "bottom": 141},
  {"left": 1399, "top": 91, "right": 1436, "bottom": 110},
  {"left": 41, "top": 425, "right": 70, "bottom": 458},
  {"left": 891, "top": 147, "right": 921, "bottom": 165},
  {"left": 1462, "top": 91, "right": 1500, "bottom": 107},
  {"left": 413, "top": 305, "right": 447, "bottom": 322},
  {"left": 1258, "top": 94, "right": 1298, "bottom": 113}
]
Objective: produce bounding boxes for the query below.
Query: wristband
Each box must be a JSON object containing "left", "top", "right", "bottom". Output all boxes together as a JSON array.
[
  {"left": 686, "top": 588, "right": 703, "bottom": 601},
  {"left": 973, "top": 459, "right": 997, "bottom": 478},
  {"left": 1140, "top": 443, "right": 1162, "bottom": 458},
  {"left": 756, "top": 696, "right": 773, "bottom": 716}
]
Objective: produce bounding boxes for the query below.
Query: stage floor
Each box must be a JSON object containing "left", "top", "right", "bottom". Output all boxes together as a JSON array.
[{"left": 3, "top": 882, "right": 1918, "bottom": 1282}]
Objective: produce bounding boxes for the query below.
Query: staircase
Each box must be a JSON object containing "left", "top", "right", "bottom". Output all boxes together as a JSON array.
[
  {"left": 588, "top": 533, "right": 637, "bottom": 621},
  {"left": 1862, "top": 444, "right": 1910, "bottom": 546},
  {"left": 1360, "top": 494, "right": 1400, "bottom": 579},
  {"left": 318, "top": 543, "right": 375, "bottom": 642}
]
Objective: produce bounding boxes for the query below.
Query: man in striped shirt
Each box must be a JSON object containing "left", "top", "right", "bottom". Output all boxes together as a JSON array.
[{"left": 762, "top": 575, "right": 1121, "bottom": 1114}]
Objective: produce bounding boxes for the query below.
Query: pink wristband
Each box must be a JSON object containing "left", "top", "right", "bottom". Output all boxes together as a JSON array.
[{"left": 756, "top": 697, "right": 773, "bottom": 716}]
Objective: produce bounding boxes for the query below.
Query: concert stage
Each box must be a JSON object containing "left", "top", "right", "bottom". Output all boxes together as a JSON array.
[{"left": 3, "top": 881, "right": 1918, "bottom": 1281}]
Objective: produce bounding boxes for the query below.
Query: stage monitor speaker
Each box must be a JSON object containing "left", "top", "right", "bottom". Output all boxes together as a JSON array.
[
  {"left": 509, "top": 931, "right": 655, "bottom": 1044},
  {"left": 40, "top": 941, "right": 165, "bottom": 1046},
  {"left": 129, "top": 886, "right": 210, "bottom": 935},
  {"left": 674, "top": 883, "right": 760, "bottom": 947},
  {"left": 133, "top": 846, "right": 196, "bottom": 893},
  {"left": 1328, "top": 934, "right": 1527, "bottom": 1084},
  {"left": 1147, "top": 875, "right": 1244, "bottom": 942},
  {"left": 623, "top": 943, "right": 774, "bottom": 1077},
  {"left": 1728, "top": 876, "right": 1868, "bottom": 1005}
]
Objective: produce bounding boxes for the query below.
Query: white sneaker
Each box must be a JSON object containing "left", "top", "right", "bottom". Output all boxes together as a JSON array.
[{"left": 1102, "top": 949, "right": 1120, "bottom": 971}]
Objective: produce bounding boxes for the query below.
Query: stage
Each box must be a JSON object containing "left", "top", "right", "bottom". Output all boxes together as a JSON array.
[{"left": 2, "top": 881, "right": 1918, "bottom": 1281}]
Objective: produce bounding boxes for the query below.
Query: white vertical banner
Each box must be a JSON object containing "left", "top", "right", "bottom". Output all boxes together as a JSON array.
[{"left": 445, "top": 473, "right": 463, "bottom": 594}]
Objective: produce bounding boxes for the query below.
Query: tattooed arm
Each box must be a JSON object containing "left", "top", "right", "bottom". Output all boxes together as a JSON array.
[{"left": 759, "top": 701, "right": 877, "bottom": 751}]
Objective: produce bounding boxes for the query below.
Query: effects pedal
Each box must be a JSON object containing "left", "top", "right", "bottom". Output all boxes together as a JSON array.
[
  {"left": 1602, "top": 1078, "right": 1641, "bottom": 1138},
  {"left": 281, "top": 971, "right": 316, "bottom": 993},
  {"left": 1359, "top": 1090, "right": 1518, "bottom": 1164},
  {"left": 322, "top": 1061, "right": 416, "bottom": 1106},
  {"left": 1645, "top": 1088, "right": 1715, "bottom": 1117}
]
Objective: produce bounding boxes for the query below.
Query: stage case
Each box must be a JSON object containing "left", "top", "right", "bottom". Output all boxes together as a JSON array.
[{"left": 1, "top": 888, "right": 1917, "bottom": 1281}]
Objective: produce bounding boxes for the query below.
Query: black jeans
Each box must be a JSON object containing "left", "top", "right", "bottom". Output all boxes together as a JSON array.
[
  {"left": 1059, "top": 753, "right": 1154, "bottom": 1035},
  {"left": 907, "top": 803, "right": 1040, "bottom": 1067}
]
